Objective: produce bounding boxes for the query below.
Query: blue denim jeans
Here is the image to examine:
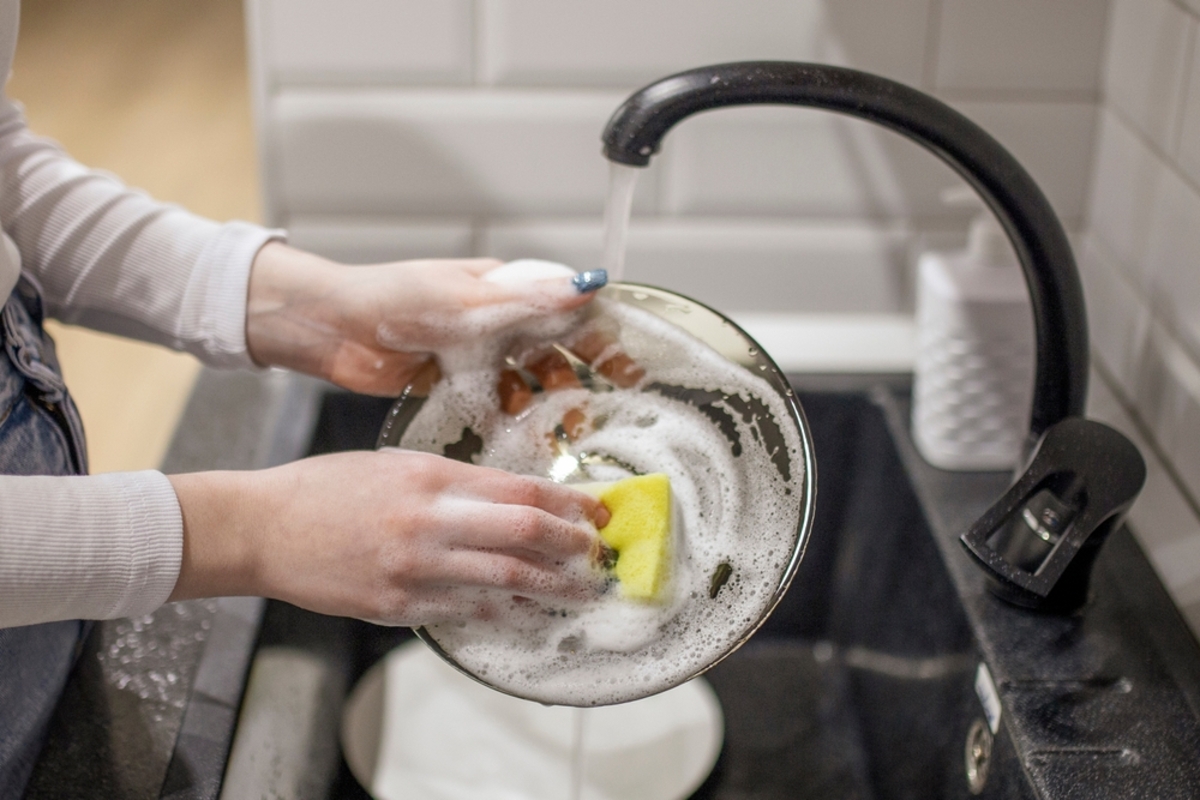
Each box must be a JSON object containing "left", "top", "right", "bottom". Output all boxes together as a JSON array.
[{"left": 0, "top": 275, "right": 89, "bottom": 798}]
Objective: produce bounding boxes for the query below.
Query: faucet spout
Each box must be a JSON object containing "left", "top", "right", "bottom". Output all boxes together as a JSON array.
[
  {"left": 602, "top": 61, "right": 1146, "bottom": 612},
  {"left": 601, "top": 61, "right": 1086, "bottom": 440}
]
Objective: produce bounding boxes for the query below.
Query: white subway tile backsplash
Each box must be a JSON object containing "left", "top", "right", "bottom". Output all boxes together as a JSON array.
[
  {"left": 950, "top": 101, "right": 1098, "bottom": 226},
  {"left": 478, "top": 219, "right": 600, "bottom": 274},
  {"left": 1103, "top": 0, "right": 1191, "bottom": 153},
  {"left": 481, "top": 219, "right": 909, "bottom": 313},
  {"left": 272, "top": 90, "right": 658, "bottom": 217},
  {"left": 1081, "top": 1, "right": 1200, "bottom": 633},
  {"left": 1144, "top": 167, "right": 1200, "bottom": 355},
  {"left": 1130, "top": 322, "right": 1188, "bottom": 457},
  {"left": 1152, "top": 328, "right": 1200, "bottom": 504},
  {"left": 935, "top": 0, "right": 1109, "bottom": 94},
  {"left": 1158, "top": 538, "right": 1200, "bottom": 613},
  {"left": 1087, "top": 111, "right": 1165, "bottom": 279},
  {"left": 629, "top": 222, "right": 909, "bottom": 314},
  {"left": 479, "top": 0, "right": 930, "bottom": 88},
  {"left": 1087, "top": 373, "right": 1199, "bottom": 569},
  {"left": 1178, "top": 18, "right": 1200, "bottom": 187},
  {"left": 1133, "top": 458, "right": 1200, "bottom": 615},
  {"left": 810, "top": 0, "right": 933, "bottom": 87},
  {"left": 255, "top": 0, "right": 472, "bottom": 84},
  {"left": 284, "top": 217, "right": 475, "bottom": 263},
  {"left": 1171, "top": 367, "right": 1200, "bottom": 511},
  {"left": 1078, "top": 236, "right": 1149, "bottom": 397},
  {"left": 660, "top": 106, "right": 969, "bottom": 220}
]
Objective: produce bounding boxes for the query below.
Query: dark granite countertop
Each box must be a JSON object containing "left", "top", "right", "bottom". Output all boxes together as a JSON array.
[{"left": 871, "top": 384, "right": 1200, "bottom": 799}]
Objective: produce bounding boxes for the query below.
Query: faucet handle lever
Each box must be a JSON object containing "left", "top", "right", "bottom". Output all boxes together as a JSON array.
[{"left": 960, "top": 418, "right": 1146, "bottom": 611}]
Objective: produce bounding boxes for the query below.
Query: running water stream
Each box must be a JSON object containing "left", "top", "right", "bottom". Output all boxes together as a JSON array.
[
  {"left": 575, "top": 164, "right": 632, "bottom": 798},
  {"left": 600, "top": 163, "right": 640, "bottom": 282},
  {"left": 568, "top": 707, "right": 588, "bottom": 800}
]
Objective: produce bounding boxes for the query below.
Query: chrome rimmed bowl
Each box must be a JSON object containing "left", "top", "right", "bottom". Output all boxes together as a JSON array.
[{"left": 376, "top": 283, "right": 817, "bottom": 707}]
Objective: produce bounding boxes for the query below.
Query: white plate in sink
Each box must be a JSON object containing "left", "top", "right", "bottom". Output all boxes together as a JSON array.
[{"left": 341, "top": 640, "right": 724, "bottom": 800}]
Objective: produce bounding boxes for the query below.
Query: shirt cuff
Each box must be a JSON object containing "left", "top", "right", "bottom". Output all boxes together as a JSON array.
[
  {"left": 0, "top": 470, "right": 183, "bottom": 626},
  {"left": 186, "top": 221, "right": 287, "bottom": 370}
]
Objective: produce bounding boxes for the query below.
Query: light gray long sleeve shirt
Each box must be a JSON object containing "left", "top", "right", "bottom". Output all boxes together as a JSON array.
[{"left": 0, "top": 0, "right": 282, "bottom": 626}]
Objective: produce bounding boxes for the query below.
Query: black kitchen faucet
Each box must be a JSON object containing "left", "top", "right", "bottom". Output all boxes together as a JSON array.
[{"left": 600, "top": 61, "right": 1146, "bottom": 611}]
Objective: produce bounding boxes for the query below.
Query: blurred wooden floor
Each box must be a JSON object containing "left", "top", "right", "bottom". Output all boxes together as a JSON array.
[{"left": 8, "top": 0, "right": 260, "bottom": 473}]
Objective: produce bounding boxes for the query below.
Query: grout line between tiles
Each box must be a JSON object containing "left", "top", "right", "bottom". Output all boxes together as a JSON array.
[
  {"left": 1093, "top": 357, "right": 1200, "bottom": 525},
  {"left": 1085, "top": 231, "right": 1200, "bottom": 385},
  {"left": 1088, "top": 231, "right": 1150, "bottom": 314},
  {"left": 1078, "top": 125, "right": 1103, "bottom": 238},
  {"left": 1107, "top": 103, "right": 1200, "bottom": 209}
]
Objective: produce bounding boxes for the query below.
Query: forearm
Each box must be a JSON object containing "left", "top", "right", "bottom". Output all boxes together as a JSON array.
[
  {"left": 0, "top": 472, "right": 182, "bottom": 627},
  {"left": 244, "top": 241, "right": 344, "bottom": 376},
  {"left": 167, "top": 470, "right": 268, "bottom": 603},
  {"left": 167, "top": 457, "right": 399, "bottom": 622}
]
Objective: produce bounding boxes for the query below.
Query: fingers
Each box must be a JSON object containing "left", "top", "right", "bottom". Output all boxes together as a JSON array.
[
  {"left": 590, "top": 493, "right": 612, "bottom": 528},
  {"left": 457, "top": 257, "right": 506, "bottom": 277},
  {"left": 471, "top": 276, "right": 596, "bottom": 313},
  {"left": 374, "top": 449, "right": 609, "bottom": 544},
  {"left": 481, "top": 258, "right": 574, "bottom": 284},
  {"left": 371, "top": 586, "right": 500, "bottom": 626},
  {"left": 450, "top": 466, "right": 610, "bottom": 529},
  {"left": 252, "top": 449, "right": 617, "bottom": 626},
  {"left": 435, "top": 499, "right": 595, "bottom": 560},
  {"left": 326, "top": 346, "right": 441, "bottom": 398},
  {"left": 477, "top": 259, "right": 606, "bottom": 312},
  {"left": 432, "top": 549, "right": 599, "bottom": 602}
]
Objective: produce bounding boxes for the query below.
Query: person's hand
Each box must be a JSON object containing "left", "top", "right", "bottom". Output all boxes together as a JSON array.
[
  {"left": 168, "top": 449, "right": 612, "bottom": 625},
  {"left": 245, "top": 243, "right": 602, "bottom": 396}
]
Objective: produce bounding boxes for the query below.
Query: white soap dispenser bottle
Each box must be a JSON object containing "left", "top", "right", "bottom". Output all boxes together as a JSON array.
[{"left": 911, "top": 191, "right": 1036, "bottom": 471}]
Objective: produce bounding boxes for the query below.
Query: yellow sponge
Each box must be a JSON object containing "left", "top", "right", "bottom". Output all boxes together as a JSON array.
[{"left": 582, "top": 473, "right": 673, "bottom": 602}]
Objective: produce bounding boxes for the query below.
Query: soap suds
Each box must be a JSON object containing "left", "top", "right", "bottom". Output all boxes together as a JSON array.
[{"left": 402, "top": 296, "right": 806, "bottom": 706}]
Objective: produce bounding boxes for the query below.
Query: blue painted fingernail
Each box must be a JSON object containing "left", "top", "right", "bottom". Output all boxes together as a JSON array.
[{"left": 572, "top": 269, "right": 608, "bottom": 294}]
